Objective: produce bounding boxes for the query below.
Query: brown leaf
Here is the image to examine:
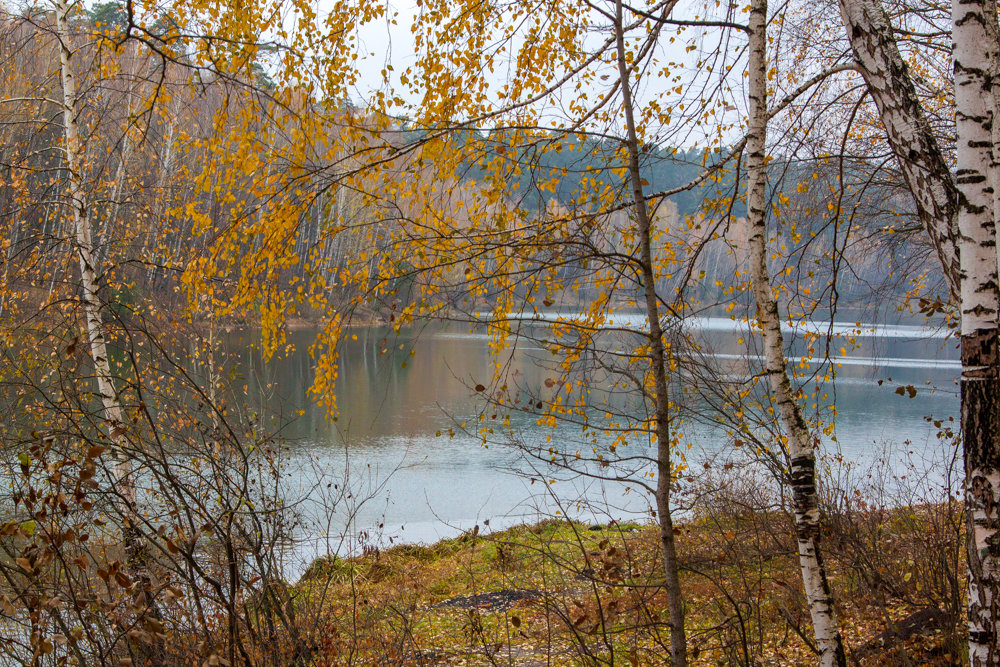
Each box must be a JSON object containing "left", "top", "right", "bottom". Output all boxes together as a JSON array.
[{"left": 144, "top": 618, "right": 165, "bottom": 634}]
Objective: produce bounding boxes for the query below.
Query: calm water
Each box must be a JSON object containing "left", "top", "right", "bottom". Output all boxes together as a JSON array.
[{"left": 223, "top": 317, "right": 960, "bottom": 574}]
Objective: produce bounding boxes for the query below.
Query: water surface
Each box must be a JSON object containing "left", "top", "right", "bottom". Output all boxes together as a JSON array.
[{"left": 225, "top": 318, "right": 959, "bottom": 573}]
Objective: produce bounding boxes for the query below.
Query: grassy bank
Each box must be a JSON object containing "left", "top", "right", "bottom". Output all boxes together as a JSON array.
[{"left": 293, "top": 504, "right": 963, "bottom": 666}]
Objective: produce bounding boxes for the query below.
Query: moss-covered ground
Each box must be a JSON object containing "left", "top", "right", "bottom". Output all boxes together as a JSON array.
[{"left": 294, "top": 509, "right": 963, "bottom": 666}]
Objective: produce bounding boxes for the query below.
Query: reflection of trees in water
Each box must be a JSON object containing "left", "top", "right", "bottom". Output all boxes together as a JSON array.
[{"left": 221, "top": 325, "right": 956, "bottom": 457}]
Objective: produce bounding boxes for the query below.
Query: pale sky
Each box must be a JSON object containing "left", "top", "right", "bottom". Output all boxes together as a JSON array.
[{"left": 335, "top": 0, "right": 748, "bottom": 150}]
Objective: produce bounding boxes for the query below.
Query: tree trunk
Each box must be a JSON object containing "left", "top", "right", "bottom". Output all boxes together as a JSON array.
[
  {"left": 986, "top": 10, "right": 1000, "bottom": 288},
  {"left": 839, "top": 0, "right": 1000, "bottom": 660},
  {"left": 614, "top": 1, "right": 687, "bottom": 664},
  {"left": 54, "top": 0, "right": 128, "bottom": 465},
  {"left": 54, "top": 2, "right": 162, "bottom": 662},
  {"left": 746, "top": 0, "right": 846, "bottom": 663},
  {"left": 952, "top": 0, "right": 1000, "bottom": 663},
  {"left": 836, "top": 0, "right": 961, "bottom": 299}
]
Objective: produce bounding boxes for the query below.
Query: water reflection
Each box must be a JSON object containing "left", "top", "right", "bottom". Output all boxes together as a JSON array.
[{"left": 222, "top": 319, "right": 959, "bottom": 572}]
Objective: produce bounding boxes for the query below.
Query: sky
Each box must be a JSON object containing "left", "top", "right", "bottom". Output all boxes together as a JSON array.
[{"left": 327, "top": 0, "right": 746, "bottom": 150}]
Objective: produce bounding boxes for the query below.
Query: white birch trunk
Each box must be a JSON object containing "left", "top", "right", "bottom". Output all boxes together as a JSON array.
[
  {"left": 55, "top": 5, "right": 163, "bottom": 660},
  {"left": 984, "top": 9, "right": 1000, "bottom": 290},
  {"left": 746, "top": 1, "right": 846, "bottom": 663},
  {"left": 841, "top": 0, "right": 1000, "bottom": 660},
  {"left": 837, "top": 0, "right": 961, "bottom": 299},
  {"left": 952, "top": 1, "right": 1000, "bottom": 662},
  {"left": 54, "top": 0, "right": 129, "bottom": 459}
]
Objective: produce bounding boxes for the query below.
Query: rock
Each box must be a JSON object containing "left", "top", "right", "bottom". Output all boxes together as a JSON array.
[
  {"left": 855, "top": 607, "right": 953, "bottom": 658},
  {"left": 435, "top": 588, "right": 541, "bottom": 611}
]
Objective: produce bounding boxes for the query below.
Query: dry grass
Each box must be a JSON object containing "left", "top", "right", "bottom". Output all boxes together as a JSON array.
[{"left": 292, "top": 506, "right": 964, "bottom": 666}]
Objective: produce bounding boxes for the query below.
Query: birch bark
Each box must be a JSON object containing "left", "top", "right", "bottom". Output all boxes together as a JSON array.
[
  {"left": 54, "top": 2, "right": 162, "bottom": 660},
  {"left": 985, "top": 10, "right": 1000, "bottom": 287},
  {"left": 54, "top": 0, "right": 129, "bottom": 461},
  {"left": 837, "top": 0, "right": 961, "bottom": 299},
  {"left": 951, "top": 1, "right": 1000, "bottom": 662},
  {"left": 614, "top": 0, "right": 687, "bottom": 663},
  {"left": 746, "top": 0, "right": 846, "bottom": 663},
  {"left": 839, "top": 0, "right": 1000, "bottom": 660}
]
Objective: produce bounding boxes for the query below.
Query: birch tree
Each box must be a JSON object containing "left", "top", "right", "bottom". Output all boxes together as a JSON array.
[
  {"left": 837, "top": 0, "right": 1000, "bottom": 660},
  {"left": 179, "top": 1, "right": 745, "bottom": 662},
  {"left": 950, "top": 0, "right": 1000, "bottom": 661},
  {"left": 52, "top": 2, "right": 164, "bottom": 659},
  {"left": 54, "top": 0, "right": 127, "bottom": 453},
  {"left": 745, "top": 0, "right": 847, "bottom": 662},
  {"left": 836, "top": 0, "right": 961, "bottom": 299}
]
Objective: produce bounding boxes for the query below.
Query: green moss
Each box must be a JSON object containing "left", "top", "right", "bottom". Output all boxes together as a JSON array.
[
  {"left": 301, "top": 554, "right": 365, "bottom": 583},
  {"left": 289, "top": 512, "right": 958, "bottom": 666}
]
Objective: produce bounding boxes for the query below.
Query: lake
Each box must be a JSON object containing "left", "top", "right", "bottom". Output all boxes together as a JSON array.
[{"left": 223, "top": 316, "right": 960, "bottom": 575}]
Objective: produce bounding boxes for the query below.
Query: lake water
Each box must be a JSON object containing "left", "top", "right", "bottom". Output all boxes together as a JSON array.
[{"left": 224, "top": 316, "right": 960, "bottom": 574}]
